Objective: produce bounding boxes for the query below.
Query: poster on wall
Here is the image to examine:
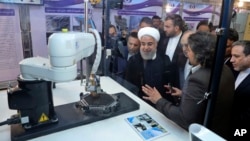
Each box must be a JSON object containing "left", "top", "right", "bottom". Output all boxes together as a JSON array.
[
  {"left": 164, "top": 0, "right": 180, "bottom": 14},
  {"left": 0, "top": 0, "right": 43, "bottom": 5},
  {"left": 44, "top": 0, "right": 93, "bottom": 41},
  {"left": 30, "top": 0, "right": 96, "bottom": 75},
  {"left": 0, "top": 4, "right": 23, "bottom": 87},
  {"left": 30, "top": 0, "right": 94, "bottom": 57},
  {"left": 165, "top": 0, "right": 220, "bottom": 31},
  {"left": 182, "top": 2, "right": 220, "bottom": 31},
  {"left": 243, "top": 14, "right": 250, "bottom": 40},
  {"left": 114, "top": 0, "right": 162, "bottom": 34}
]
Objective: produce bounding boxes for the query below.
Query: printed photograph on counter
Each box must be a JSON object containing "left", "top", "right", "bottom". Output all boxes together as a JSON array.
[{"left": 126, "top": 113, "right": 169, "bottom": 141}]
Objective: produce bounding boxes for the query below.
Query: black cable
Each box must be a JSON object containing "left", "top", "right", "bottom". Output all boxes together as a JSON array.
[
  {"left": 0, "top": 116, "right": 21, "bottom": 126},
  {"left": 0, "top": 120, "right": 8, "bottom": 126}
]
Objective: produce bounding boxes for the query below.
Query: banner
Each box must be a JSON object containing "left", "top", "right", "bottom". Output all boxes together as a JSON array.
[
  {"left": 115, "top": 0, "right": 162, "bottom": 32},
  {"left": 182, "top": 2, "right": 220, "bottom": 30},
  {"left": 243, "top": 14, "right": 250, "bottom": 40},
  {"left": 164, "top": 0, "right": 220, "bottom": 31},
  {"left": 30, "top": 0, "right": 94, "bottom": 57},
  {"left": 0, "top": 4, "right": 23, "bottom": 86}
]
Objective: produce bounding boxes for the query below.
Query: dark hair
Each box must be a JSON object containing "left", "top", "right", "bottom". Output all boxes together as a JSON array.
[
  {"left": 232, "top": 40, "right": 250, "bottom": 56},
  {"left": 188, "top": 31, "right": 216, "bottom": 68},
  {"left": 152, "top": 15, "right": 161, "bottom": 20},
  {"left": 129, "top": 31, "right": 138, "bottom": 39},
  {"left": 109, "top": 24, "right": 117, "bottom": 31},
  {"left": 211, "top": 25, "right": 218, "bottom": 31},
  {"left": 139, "top": 17, "right": 153, "bottom": 26},
  {"left": 165, "top": 14, "right": 184, "bottom": 31},
  {"left": 228, "top": 28, "right": 239, "bottom": 42},
  {"left": 196, "top": 20, "right": 213, "bottom": 31}
]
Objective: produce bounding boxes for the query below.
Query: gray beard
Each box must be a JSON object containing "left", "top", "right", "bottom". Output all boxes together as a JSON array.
[{"left": 140, "top": 51, "right": 156, "bottom": 60}]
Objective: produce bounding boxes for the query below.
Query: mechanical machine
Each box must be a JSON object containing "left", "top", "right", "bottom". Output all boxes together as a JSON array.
[
  {"left": 7, "top": 28, "right": 118, "bottom": 129},
  {"left": 1, "top": 1, "right": 139, "bottom": 140}
]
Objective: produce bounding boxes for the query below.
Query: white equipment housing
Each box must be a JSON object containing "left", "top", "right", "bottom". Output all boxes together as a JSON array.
[
  {"left": 20, "top": 32, "right": 96, "bottom": 82},
  {"left": 189, "top": 123, "right": 226, "bottom": 141}
]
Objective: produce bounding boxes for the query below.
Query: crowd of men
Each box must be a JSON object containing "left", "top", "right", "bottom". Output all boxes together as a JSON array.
[{"left": 106, "top": 13, "right": 250, "bottom": 141}]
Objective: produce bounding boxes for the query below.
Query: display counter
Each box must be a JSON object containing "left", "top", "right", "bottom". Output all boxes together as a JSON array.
[{"left": 0, "top": 76, "right": 189, "bottom": 141}]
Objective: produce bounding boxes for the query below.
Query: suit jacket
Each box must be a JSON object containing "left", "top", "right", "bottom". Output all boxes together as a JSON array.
[
  {"left": 155, "top": 65, "right": 234, "bottom": 139},
  {"left": 233, "top": 73, "right": 250, "bottom": 128},
  {"left": 210, "top": 65, "right": 234, "bottom": 140},
  {"left": 112, "top": 46, "right": 129, "bottom": 78},
  {"left": 157, "top": 33, "right": 187, "bottom": 88},
  {"left": 125, "top": 52, "right": 178, "bottom": 106}
]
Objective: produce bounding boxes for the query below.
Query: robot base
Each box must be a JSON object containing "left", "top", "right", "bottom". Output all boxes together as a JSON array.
[{"left": 10, "top": 92, "right": 139, "bottom": 141}]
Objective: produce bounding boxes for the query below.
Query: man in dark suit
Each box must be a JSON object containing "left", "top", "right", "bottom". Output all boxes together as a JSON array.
[
  {"left": 158, "top": 14, "right": 187, "bottom": 88},
  {"left": 142, "top": 32, "right": 234, "bottom": 140},
  {"left": 113, "top": 32, "right": 140, "bottom": 77},
  {"left": 230, "top": 40, "right": 250, "bottom": 140}
]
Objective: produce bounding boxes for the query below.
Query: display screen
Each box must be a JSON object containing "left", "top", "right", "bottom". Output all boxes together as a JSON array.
[{"left": 0, "top": 0, "right": 43, "bottom": 5}]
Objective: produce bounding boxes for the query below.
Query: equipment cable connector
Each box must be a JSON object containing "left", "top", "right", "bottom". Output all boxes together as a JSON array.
[{"left": 0, "top": 116, "right": 21, "bottom": 126}]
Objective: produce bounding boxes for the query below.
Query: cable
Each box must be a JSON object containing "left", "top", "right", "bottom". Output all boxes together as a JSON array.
[
  {"left": 0, "top": 120, "right": 8, "bottom": 126},
  {"left": 0, "top": 116, "right": 20, "bottom": 126}
]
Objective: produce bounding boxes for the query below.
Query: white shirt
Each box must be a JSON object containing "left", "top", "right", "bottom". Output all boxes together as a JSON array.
[
  {"left": 165, "top": 32, "right": 182, "bottom": 61},
  {"left": 127, "top": 53, "right": 133, "bottom": 61},
  {"left": 235, "top": 68, "right": 250, "bottom": 89}
]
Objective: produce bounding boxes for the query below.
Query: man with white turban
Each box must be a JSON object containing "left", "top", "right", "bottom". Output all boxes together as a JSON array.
[
  {"left": 138, "top": 27, "right": 160, "bottom": 60},
  {"left": 125, "top": 27, "right": 178, "bottom": 107}
]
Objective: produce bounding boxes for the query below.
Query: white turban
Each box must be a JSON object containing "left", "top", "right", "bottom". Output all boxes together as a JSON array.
[{"left": 138, "top": 27, "right": 160, "bottom": 42}]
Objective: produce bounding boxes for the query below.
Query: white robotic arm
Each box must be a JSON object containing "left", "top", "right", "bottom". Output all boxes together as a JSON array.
[
  {"left": 19, "top": 31, "right": 98, "bottom": 82},
  {"left": 5, "top": 0, "right": 120, "bottom": 133},
  {"left": 49, "top": 32, "right": 95, "bottom": 67}
]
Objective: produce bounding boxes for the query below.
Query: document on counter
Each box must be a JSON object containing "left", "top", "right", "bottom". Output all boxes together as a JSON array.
[{"left": 126, "top": 113, "right": 169, "bottom": 141}]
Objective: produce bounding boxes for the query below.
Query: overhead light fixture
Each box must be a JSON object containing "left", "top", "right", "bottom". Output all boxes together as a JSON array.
[
  {"left": 238, "top": 1, "right": 244, "bottom": 7},
  {"left": 165, "top": 4, "right": 172, "bottom": 13},
  {"left": 240, "top": 0, "right": 250, "bottom": 2}
]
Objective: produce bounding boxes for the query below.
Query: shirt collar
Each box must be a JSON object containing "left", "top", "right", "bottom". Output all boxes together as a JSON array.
[
  {"left": 241, "top": 68, "right": 250, "bottom": 74},
  {"left": 170, "top": 32, "right": 182, "bottom": 40},
  {"left": 191, "top": 64, "right": 201, "bottom": 74}
]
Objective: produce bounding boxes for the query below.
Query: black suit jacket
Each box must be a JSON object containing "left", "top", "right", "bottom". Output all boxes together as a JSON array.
[
  {"left": 210, "top": 65, "right": 235, "bottom": 140},
  {"left": 230, "top": 73, "right": 250, "bottom": 140},
  {"left": 157, "top": 33, "right": 187, "bottom": 88},
  {"left": 124, "top": 52, "right": 178, "bottom": 105},
  {"left": 233, "top": 74, "right": 250, "bottom": 126}
]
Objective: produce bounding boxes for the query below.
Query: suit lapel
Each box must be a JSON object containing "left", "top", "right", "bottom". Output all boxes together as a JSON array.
[
  {"left": 172, "top": 33, "right": 183, "bottom": 63},
  {"left": 235, "top": 74, "right": 250, "bottom": 92}
]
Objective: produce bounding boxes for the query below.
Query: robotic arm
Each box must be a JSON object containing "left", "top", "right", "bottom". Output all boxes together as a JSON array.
[
  {"left": 6, "top": 29, "right": 103, "bottom": 129},
  {"left": 19, "top": 31, "right": 97, "bottom": 82},
  {"left": 5, "top": 0, "right": 119, "bottom": 132}
]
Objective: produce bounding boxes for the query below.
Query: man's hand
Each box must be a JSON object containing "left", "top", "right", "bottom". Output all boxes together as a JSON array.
[
  {"left": 164, "top": 85, "right": 182, "bottom": 97},
  {"left": 142, "top": 84, "right": 162, "bottom": 104}
]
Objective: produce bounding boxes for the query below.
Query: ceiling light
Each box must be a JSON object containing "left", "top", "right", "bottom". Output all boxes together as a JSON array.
[
  {"left": 238, "top": 1, "right": 244, "bottom": 7},
  {"left": 240, "top": 0, "right": 250, "bottom": 2}
]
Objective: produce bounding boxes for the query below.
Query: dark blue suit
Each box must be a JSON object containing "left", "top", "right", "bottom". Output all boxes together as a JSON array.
[{"left": 112, "top": 46, "right": 129, "bottom": 78}]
